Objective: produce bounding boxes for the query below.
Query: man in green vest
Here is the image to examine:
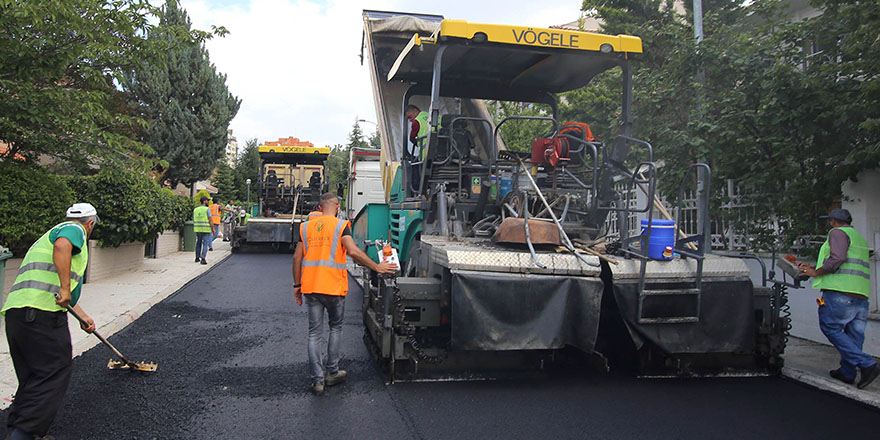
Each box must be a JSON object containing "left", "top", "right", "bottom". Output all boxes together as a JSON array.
[
  {"left": 1, "top": 203, "right": 99, "bottom": 440},
  {"left": 405, "top": 104, "right": 430, "bottom": 192},
  {"left": 798, "top": 209, "right": 878, "bottom": 389},
  {"left": 194, "top": 196, "right": 212, "bottom": 265}
]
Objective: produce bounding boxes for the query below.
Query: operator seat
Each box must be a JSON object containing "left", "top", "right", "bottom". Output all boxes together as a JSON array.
[
  {"left": 265, "top": 170, "right": 279, "bottom": 204},
  {"left": 430, "top": 114, "right": 475, "bottom": 162}
]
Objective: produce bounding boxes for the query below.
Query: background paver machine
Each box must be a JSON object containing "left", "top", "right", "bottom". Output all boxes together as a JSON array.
[
  {"left": 231, "top": 140, "right": 329, "bottom": 252},
  {"left": 356, "top": 10, "right": 789, "bottom": 381}
]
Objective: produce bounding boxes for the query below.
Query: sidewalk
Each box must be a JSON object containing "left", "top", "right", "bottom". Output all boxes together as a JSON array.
[
  {"left": 782, "top": 336, "right": 880, "bottom": 408},
  {"left": 0, "top": 246, "right": 877, "bottom": 411},
  {"left": 0, "top": 241, "right": 232, "bottom": 410}
]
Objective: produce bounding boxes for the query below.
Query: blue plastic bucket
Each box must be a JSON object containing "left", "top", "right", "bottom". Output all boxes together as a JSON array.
[
  {"left": 640, "top": 219, "right": 675, "bottom": 260},
  {"left": 500, "top": 173, "right": 513, "bottom": 198}
]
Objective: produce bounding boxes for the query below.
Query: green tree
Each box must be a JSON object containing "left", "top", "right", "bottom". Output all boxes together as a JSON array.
[
  {"left": 325, "top": 144, "right": 349, "bottom": 191},
  {"left": 123, "top": 0, "right": 241, "bottom": 188},
  {"left": 369, "top": 129, "right": 381, "bottom": 149},
  {"left": 235, "top": 138, "right": 260, "bottom": 203},
  {"left": 0, "top": 0, "right": 210, "bottom": 168},
  {"left": 487, "top": 101, "right": 555, "bottom": 152},
  {"left": 348, "top": 122, "right": 370, "bottom": 150},
  {"left": 211, "top": 162, "right": 236, "bottom": 202},
  {"left": 325, "top": 122, "right": 371, "bottom": 194},
  {"left": 574, "top": 0, "right": 880, "bottom": 248}
]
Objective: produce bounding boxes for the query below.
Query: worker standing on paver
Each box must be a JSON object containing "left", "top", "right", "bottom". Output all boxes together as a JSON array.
[
  {"left": 798, "top": 208, "right": 879, "bottom": 389},
  {"left": 405, "top": 104, "right": 429, "bottom": 191},
  {"left": 1, "top": 203, "right": 99, "bottom": 440},
  {"left": 194, "top": 196, "right": 212, "bottom": 265},
  {"left": 292, "top": 193, "right": 397, "bottom": 395}
]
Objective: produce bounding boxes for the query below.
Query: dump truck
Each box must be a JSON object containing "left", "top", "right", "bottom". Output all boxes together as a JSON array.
[
  {"left": 231, "top": 138, "right": 329, "bottom": 252},
  {"left": 355, "top": 10, "right": 790, "bottom": 381},
  {"left": 346, "top": 147, "right": 384, "bottom": 220}
]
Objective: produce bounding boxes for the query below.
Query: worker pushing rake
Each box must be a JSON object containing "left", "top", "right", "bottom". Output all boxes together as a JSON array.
[{"left": 2, "top": 202, "right": 156, "bottom": 440}]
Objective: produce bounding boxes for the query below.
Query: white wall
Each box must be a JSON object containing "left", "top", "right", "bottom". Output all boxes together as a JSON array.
[
  {"left": 85, "top": 241, "right": 144, "bottom": 283},
  {"left": 842, "top": 169, "right": 880, "bottom": 313}
]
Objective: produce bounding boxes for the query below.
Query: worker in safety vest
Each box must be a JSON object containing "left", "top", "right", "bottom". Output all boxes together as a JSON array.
[
  {"left": 221, "top": 200, "right": 237, "bottom": 241},
  {"left": 292, "top": 193, "right": 397, "bottom": 395},
  {"left": 208, "top": 198, "right": 222, "bottom": 250},
  {"left": 798, "top": 208, "right": 878, "bottom": 389},
  {"left": 1, "top": 203, "right": 99, "bottom": 439},
  {"left": 194, "top": 196, "right": 212, "bottom": 264},
  {"left": 405, "top": 104, "right": 430, "bottom": 192},
  {"left": 307, "top": 210, "right": 322, "bottom": 221}
]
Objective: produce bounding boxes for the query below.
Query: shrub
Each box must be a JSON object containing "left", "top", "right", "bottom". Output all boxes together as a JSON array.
[
  {"left": 0, "top": 163, "right": 75, "bottom": 256},
  {"left": 193, "top": 189, "right": 212, "bottom": 204},
  {"left": 67, "top": 168, "right": 173, "bottom": 247},
  {"left": 160, "top": 188, "right": 195, "bottom": 232}
]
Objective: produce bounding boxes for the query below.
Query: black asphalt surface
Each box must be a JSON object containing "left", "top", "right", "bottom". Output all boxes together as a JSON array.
[{"left": 4, "top": 254, "right": 878, "bottom": 439}]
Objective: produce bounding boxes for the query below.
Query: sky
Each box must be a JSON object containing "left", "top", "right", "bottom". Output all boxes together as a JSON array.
[{"left": 178, "top": 0, "right": 585, "bottom": 149}]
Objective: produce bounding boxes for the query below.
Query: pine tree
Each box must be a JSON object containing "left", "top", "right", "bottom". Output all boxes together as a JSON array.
[
  {"left": 123, "top": 0, "right": 240, "bottom": 187},
  {"left": 211, "top": 162, "right": 236, "bottom": 202},
  {"left": 234, "top": 138, "right": 260, "bottom": 202}
]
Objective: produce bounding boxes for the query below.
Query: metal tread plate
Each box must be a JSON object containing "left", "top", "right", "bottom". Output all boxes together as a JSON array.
[
  {"left": 609, "top": 254, "right": 750, "bottom": 279},
  {"left": 421, "top": 236, "right": 601, "bottom": 276}
]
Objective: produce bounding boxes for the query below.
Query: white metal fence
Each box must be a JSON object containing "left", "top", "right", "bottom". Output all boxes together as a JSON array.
[{"left": 606, "top": 179, "right": 821, "bottom": 252}]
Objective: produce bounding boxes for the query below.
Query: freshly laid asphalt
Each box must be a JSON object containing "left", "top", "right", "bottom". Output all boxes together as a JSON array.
[{"left": 4, "top": 253, "right": 878, "bottom": 439}]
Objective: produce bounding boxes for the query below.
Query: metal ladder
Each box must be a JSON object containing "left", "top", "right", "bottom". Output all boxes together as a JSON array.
[{"left": 634, "top": 163, "right": 712, "bottom": 324}]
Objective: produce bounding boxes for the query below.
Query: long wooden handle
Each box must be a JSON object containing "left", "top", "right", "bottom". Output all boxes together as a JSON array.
[{"left": 66, "top": 305, "right": 133, "bottom": 366}]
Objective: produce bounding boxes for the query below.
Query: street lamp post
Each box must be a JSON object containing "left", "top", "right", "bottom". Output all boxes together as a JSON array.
[{"left": 246, "top": 178, "right": 251, "bottom": 211}]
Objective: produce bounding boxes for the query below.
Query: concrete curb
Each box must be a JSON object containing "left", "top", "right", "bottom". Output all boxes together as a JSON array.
[
  {"left": 71, "top": 251, "right": 233, "bottom": 359},
  {"left": 783, "top": 366, "right": 880, "bottom": 409}
]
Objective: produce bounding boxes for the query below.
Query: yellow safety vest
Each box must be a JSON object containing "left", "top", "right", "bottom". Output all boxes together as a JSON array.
[
  {"left": 193, "top": 205, "right": 212, "bottom": 233},
  {"left": 813, "top": 226, "right": 871, "bottom": 298},
  {"left": 2, "top": 222, "right": 89, "bottom": 313}
]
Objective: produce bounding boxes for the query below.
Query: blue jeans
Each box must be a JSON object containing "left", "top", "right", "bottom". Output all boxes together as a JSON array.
[
  {"left": 195, "top": 232, "right": 210, "bottom": 260},
  {"left": 304, "top": 293, "right": 345, "bottom": 384},
  {"left": 818, "top": 290, "right": 876, "bottom": 379},
  {"left": 208, "top": 226, "right": 219, "bottom": 250}
]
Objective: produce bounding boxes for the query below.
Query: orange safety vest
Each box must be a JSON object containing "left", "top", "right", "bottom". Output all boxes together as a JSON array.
[
  {"left": 209, "top": 204, "right": 221, "bottom": 225},
  {"left": 307, "top": 210, "right": 323, "bottom": 220},
  {"left": 300, "top": 216, "right": 350, "bottom": 296}
]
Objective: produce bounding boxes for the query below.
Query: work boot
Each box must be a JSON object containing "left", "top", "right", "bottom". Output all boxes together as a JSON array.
[
  {"left": 829, "top": 368, "right": 855, "bottom": 385},
  {"left": 200, "top": 258, "right": 207, "bottom": 265},
  {"left": 311, "top": 381, "right": 325, "bottom": 396},
  {"left": 857, "top": 363, "right": 880, "bottom": 389},
  {"left": 325, "top": 370, "right": 347, "bottom": 386}
]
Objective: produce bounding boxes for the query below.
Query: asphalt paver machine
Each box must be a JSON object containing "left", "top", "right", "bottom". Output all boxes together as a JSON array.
[
  {"left": 356, "top": 10, "right": 789, "bottom": 381},
  {"left": 231, "top": 143, "right": 330, "bottom": 252}
]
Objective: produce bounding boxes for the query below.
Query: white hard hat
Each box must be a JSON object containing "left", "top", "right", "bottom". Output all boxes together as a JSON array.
[{"left": 66, "top": 202, "right": 99, "bottom": 221}]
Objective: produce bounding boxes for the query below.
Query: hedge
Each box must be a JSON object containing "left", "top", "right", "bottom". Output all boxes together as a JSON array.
[
  {"left": 0, "top": 163, "right": 76, "bottom": 256},
  {"left": 0, "top": 163, "right": 194, "bottom": 255},
  {"left": 66, "top": 168, "right": 195, "bottom": 248}
]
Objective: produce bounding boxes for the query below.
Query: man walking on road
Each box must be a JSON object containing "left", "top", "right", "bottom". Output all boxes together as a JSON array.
[
  {"left": 292, "top": 193, "right": 397, "bottom": 395},
  {"left": 799, "top": 208, "right": 879, "bottom": 389},
  {"left": 194, "top": 196, "right": 212, "bottom": 265},
  {"left": 1, "top": 203, "right": 99, "bottom": 440}
]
